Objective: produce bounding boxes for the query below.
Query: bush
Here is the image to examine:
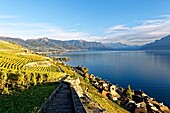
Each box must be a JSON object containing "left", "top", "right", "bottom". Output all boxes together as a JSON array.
[{"left": 126, "top": 85, "right": 132, "bottom": 99}]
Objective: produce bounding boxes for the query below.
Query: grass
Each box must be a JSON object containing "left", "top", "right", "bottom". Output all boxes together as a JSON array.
[
  {"left": 0, "top": 82, "right": 59, "bottom": 113},
  {"left": 78, "top": 76, "right": 129, "bottom": 113},
  {"left": 88, "top": 91, "right": 129, "bottom": 113}
]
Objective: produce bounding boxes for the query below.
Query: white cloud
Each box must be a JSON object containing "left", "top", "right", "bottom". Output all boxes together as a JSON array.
[
  {"left": 0, "top": 22, "right": 102, "bottom": 41},
  {"left": 106, "top": 25, "right": 129, "bottom": 33},
  {"left": 0, "top": 15, "right": 170, "bottom": 45},
  {"left": 103, "top": 15, "right": 170, "bottom": 45}
]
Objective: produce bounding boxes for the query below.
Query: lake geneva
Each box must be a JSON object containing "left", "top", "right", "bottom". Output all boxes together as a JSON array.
[{"left": 55, "top": 51, "right": 170, "bottom": 107}]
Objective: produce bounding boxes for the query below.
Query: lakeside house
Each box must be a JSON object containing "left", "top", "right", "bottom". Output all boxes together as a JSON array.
[{"left": 74, "top": 66, "right": 170, "bottom": 113}]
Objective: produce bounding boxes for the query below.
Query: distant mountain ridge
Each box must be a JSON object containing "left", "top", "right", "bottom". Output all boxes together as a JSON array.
[
  {"left": 142, "top": 35, "right": 170, "bottom": 50},
  {"left": 0, "top": 37, "right": 137, "bottom": 52},
  {"left": 104, "top": 42, "right": 140, "bottom": 49},
  {"left": 1, "top": 35, "right": 170, "bottom": 51}
]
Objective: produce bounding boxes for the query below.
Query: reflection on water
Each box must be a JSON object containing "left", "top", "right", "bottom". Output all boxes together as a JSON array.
[{"left": 54, "top": 51, "right": 170, "bottom": 106}]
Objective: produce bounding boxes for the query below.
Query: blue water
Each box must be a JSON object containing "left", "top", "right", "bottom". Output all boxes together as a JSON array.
[{"left": 54, "top": 51, "right": 170, "bottom": 107}]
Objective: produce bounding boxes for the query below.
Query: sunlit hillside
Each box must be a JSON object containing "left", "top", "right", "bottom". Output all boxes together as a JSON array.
[
  {"left": 0, "top": 40, "right": 26, "bottom": 52},
  {"left": 0, "top": 39, "right": 80, "bottom": 113},
  {"left": 0, "top": 40, "right": 67, "bottom": 94}
]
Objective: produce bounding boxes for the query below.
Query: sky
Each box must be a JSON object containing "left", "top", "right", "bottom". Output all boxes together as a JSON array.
[{"left": 0, "top": 0, "right": 170, "bottom": 45}]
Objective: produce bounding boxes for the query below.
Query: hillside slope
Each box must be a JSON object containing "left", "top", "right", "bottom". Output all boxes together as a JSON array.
[
  {"left": 0, "top": 39, "right": 26, "bottom": 52},
  {"left": 142, "top": 35, "right": 170, "bottom": 50},
  {"left": 0, "top": 39, "right": 66, "bottom": 94}
]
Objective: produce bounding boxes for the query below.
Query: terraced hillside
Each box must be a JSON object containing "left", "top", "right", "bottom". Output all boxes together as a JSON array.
[
  {"left": 0, "top": 40, "right": 65, "bottom": 94},
  {"left": 0, "top": 40, "right": 81, "bottom": 113},
  {"left": 0, "top": 40, "right": 26, "bottom": 52}
]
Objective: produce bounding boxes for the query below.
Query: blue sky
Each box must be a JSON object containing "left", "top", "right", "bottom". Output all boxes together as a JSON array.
[{"left": 0, "top": 0, "right": 170, "bottom": 45}]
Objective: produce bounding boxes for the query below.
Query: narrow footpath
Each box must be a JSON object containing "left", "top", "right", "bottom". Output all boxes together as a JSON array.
[
  {"left": 37, "top": 81, "right": 86, "bottom": 113},
  {"left": 45, "top": 82, "right": 74, "bottom": 113}
]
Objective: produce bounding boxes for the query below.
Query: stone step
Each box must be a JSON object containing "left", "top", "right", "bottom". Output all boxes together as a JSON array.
[
  {"left": 48, "top": 104, "right": 73, "bottom": 109},
  {"left": 53, "top": 95, "right": 70, "bottom": 98},
  {"left": 58, "top": 90, "right": 70, "bottom": 93},
  {"left": 39, "top": 82, "right": 86, "bottom": 113},
  {"left": 55, "top": 91, "right": 71, "bottom": 95},
  {"left": 46, "top": 109, "right": 74, "bottom": 113},
  {"left": 51, "top": 99, "right": 73, "bottom": 104},
  {"left": 43, "top": 82, "right": 75, "bottom": 113}
]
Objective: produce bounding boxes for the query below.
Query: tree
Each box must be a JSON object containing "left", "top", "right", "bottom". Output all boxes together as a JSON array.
[
  {"left": 84, "top": 76, "right": 89, "bottom": 83},
  {"left": 126, "top": 85, "right": 132, "bottom": 99},
  {"left": 0, "top": 71, "right": 8, "bottom": 89},
  {"left": 2, "top": 87, "right": 10, "bottom": 94},
  {"left": 17, "top": 73, "right": 25, "bottom": 85},
  {"left": 37, "top": 73, "right": 43, "bottom": 84}
]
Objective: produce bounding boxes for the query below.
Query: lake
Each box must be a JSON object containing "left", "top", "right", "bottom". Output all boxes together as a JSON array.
[{"left": 54, "top": 50, "right": 170, "bottom": 107}]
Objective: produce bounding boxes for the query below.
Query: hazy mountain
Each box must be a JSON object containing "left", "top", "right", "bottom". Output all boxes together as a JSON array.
[
  {"left": 103, "top": 42, "right": 140, "bottom": 49},
  {"left": 1, "top": 35, "right": 170, "bottom": 51},
  {"left": 142, "top": 35, "right": 170, "bottom": 50},
  {"left": 65, "top": 40, "right": 108, "bottom": 50},
  {"left": 0, "top": 36, "right": 138, "bottom": 52},
  {"left": 0, "top": 36, "right": 26, "bottom": 44},
  {"left": 35, "top": 38, "right": 79, "bottom": 50}
]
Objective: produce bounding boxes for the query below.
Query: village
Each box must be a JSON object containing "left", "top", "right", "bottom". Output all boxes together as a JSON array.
[{"left": 74, "top": 66, "right": 170, "bottom": 113}]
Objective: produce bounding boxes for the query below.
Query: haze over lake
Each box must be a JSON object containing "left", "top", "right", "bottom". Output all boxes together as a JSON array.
[{"left": 55, "top": 51, "right": 170, "bottom": 107}]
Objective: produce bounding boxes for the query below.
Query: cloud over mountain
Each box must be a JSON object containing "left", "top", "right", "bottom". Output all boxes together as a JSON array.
[{"left": 103, "top": 15, "right": 170, "bottom": 45}]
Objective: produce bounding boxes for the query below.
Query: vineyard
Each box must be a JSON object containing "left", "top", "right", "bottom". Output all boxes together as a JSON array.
[
  {"left": 0, "top": 40, "right": 67, "bottom": 95},
  {"left": 0, "top": 40, "right": 130, "bottom": 113}
]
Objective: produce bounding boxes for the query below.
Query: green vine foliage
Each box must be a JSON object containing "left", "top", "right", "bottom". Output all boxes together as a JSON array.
[{"left": 0, "top": 54, "right": 65, "bottom": 94}]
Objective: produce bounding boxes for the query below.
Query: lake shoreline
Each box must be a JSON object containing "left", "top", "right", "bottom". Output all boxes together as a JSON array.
[
  {"left": 74, "top": 65, "right": 170, "bottom": 113},
  {"left": 54, "top": 50, "right": 170, "bottom": 107}
]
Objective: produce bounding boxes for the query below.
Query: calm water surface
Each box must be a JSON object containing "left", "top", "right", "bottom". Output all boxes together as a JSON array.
[{"left": 55, "top": 51, "right": 170, "bottom": 106}]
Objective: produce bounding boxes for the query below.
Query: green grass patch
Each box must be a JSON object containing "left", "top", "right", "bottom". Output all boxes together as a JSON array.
[
  {"left": 78, "top": 75, "right": 129, "bottom": 113},
  {"left": 0, "top": 82, "right": 59, "bottom": 113}
]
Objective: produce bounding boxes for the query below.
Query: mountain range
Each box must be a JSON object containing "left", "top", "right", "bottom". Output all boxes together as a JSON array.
[
  {"left": 0, "top": 35, "right": 170, "bottom": 52},
  {"left": 0, "top": 37, "right": 138, "bottom": 52}
]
